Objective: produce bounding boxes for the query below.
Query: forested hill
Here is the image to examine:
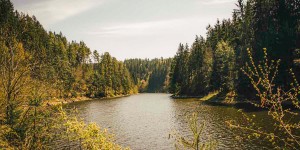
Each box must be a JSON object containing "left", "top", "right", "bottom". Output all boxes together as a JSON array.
[
  {"left": 169, "top": 0, "right": 300, "bottom": 99},
  {"left": 124, "top": 58, "right": 172, "bottom": 93},
  {"left": 0, "top": 0, "right": 171, "bottom": 100}
]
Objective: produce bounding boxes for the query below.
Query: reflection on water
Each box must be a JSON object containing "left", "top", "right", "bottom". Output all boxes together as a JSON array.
[{"left": 68, "top": 93, "right": 279, "bottom": 150}]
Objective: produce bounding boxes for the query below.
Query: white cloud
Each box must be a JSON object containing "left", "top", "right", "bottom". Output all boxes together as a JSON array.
[
  {"left": 199, "top": 0, "right": 236, "bottom": 5},
  {"left": 13, "top": 0, "right": 104, "bottom": 27},
  {"left": 85, "top": 18, "right": 201, "bottom": 37}
]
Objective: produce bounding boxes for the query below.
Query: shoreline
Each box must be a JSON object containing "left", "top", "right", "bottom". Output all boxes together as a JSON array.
[
  {"left": 171, "top": 94, "right": 253, "bottom": 106},
  {"left": 170, "top": 94, "right": 299, "bottom": 111},
  {"left": 171, "top": 95, "right": 205, "bottom": 99},
  {"left": 44, "top": 94, "right": 133, "bottom": 106}
]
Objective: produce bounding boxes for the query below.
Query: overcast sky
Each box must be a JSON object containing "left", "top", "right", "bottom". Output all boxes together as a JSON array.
[{"left": 11, "top": 0, "right": 236, "bottom": 60}]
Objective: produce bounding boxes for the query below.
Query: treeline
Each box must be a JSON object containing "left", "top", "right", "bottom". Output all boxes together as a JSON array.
[
  {"left": 124, "top": 58, "right": 172, "bottom": 93},
  {"left": 169, "top": 0, "right": 300, "bottom": 98}
]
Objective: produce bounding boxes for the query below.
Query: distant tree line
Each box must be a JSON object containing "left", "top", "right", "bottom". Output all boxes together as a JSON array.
[
  {"left": 124, "top": 58, "right": 172, "bottom": 93},
  {"left": 169, "top": 0, "right": 300, "bottom": 98}
]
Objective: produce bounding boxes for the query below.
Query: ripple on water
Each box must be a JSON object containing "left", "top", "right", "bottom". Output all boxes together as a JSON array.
[{"left": 68, "top": 93, "right": 290, "bottom": 150}]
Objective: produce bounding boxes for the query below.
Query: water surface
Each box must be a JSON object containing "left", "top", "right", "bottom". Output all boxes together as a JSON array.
[{"left": 69, "top": 93, "right": 278, "bottom": 150}]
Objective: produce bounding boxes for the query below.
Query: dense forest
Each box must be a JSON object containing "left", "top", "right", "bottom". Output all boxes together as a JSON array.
[
  {"left": 6, "top": 0, "right": 299, "bottom": 101},
  {"left": 169, "top": 0, "right": 300, "bottom": 99},
  {"left": 0, "top": 0, "right": 140, "bottom": 100},
  {"left": 124, "top": 58, "right": 172, "bottom": 93}
]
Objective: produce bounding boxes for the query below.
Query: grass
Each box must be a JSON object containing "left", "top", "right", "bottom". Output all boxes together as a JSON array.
[{"left": 199, "top": 91, "right": 220, "bottom": 101}]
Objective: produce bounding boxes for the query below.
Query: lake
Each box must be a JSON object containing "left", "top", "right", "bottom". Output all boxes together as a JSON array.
[{"left": 68, "top": 93, "right": 277, "bottom": 150}]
